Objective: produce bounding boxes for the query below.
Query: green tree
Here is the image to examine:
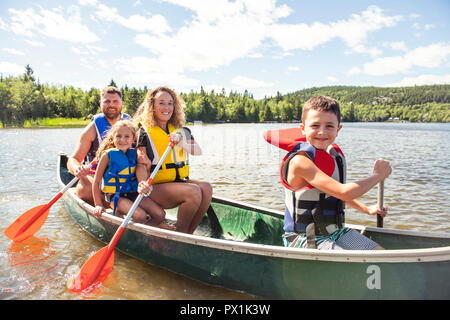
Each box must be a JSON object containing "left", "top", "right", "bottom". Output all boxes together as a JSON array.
[
  {"left": 0, "top": 81, "right": 12, "bottom": 126},
  {"left": 123, "top": 88, "right": 144, "bottom": 116}
]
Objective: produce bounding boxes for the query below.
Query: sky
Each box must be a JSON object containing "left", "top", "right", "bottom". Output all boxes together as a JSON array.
[{"left": 0, "top": 0, "right": 449, "bottom": 99}]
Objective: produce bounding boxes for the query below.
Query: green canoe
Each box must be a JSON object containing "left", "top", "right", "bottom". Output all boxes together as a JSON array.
[{"left": 58, "top": 153, "right": 450, "bottom": 299}]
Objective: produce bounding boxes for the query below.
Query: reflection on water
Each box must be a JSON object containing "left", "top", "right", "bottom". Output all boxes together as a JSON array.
[
  {"left": 3, "top": 236, "right": 58, "bottom": 299},
  {"left": 0, "top": 123, "right": 449, "bottom": 299}
]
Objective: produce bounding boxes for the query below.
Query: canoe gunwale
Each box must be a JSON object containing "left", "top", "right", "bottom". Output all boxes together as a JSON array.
[{"left": 64, "top": 187, "right": 450, "bottom": 264}]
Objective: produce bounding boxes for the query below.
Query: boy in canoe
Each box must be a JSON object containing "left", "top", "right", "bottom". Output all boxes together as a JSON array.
[{"left": 280, "top": 96, "right": 392, "bottom": 250}]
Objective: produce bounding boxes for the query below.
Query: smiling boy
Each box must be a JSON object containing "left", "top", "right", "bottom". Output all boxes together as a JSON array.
[{"left": 281, "top": 96, "right": 392, "bottom": 250}]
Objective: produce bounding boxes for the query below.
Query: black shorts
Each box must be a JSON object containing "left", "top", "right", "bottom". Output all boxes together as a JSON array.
[{"left": 121, "top": 192, "right": 139, "bottom": 202}]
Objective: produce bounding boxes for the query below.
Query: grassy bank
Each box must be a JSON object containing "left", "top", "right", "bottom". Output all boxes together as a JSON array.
[{"left": 22, "top": 117, "right": 90, "bottom": 128}]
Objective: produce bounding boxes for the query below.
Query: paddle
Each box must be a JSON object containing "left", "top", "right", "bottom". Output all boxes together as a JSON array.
[
  {"left": 69, "top": 141, "right": 174, "bottom": 292},
  {"left": 5, "top": 160, "right": 97, "bottom": 242},
  {"left": 377, "top": 181, "right": 384, "bottom": 228}
]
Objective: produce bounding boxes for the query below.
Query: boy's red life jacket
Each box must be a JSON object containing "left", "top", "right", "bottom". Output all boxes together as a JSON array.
[{"left": 263, "top": 127, "right": 346, "bottom": 238}]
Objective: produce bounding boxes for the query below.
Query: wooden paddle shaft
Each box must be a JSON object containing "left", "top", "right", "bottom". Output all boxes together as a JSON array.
[{"left": 377, "top": 181, "right": 384, "bottom": 228}]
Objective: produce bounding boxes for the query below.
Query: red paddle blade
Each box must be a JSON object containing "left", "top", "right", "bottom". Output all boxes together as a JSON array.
[
  {"left": 263, "top": 127, "right": 306, "bottom": 151},
  {"left": 69, "top": 246, "right": 115, "bottom": 292},
  {"left": 5, "top": 204, "right": 50, "bottom": 242}
]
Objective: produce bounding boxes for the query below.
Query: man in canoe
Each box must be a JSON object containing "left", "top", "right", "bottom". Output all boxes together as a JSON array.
[
  {"left": 67, "top": 86, "right": 130, "bottom": 205},
  {"left": 279, "top": 96, "right": 392, "bottom": 250}
]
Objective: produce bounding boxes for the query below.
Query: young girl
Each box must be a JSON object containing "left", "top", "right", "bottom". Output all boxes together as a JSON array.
[{"left": 92, "top": 120, "right": 175, "bottom": 230}]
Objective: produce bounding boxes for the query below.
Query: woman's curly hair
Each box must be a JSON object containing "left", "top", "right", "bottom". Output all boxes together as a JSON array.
[{"left": 133, "top": 86, "right": 185, "bottom": 129}]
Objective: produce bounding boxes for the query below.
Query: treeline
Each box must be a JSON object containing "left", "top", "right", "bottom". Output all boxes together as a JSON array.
[{"left": 1, "top": 65, "right": 449, "bottom": 127}]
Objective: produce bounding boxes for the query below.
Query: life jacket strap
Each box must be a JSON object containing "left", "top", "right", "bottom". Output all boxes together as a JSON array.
[
  {"left": 295, "top": 194, "right": 345, "bottom": 239},
  {"left": 305, "top": 223, "right": 316, "bottom": 249}
]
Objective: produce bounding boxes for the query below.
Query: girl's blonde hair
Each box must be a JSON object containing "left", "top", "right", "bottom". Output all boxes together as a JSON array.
[
  {"left": 133, "top": 86, "right": 185, "bottom": 129},
  {"left": 96, "top": 120, "right": 137, "bottom": 158}
]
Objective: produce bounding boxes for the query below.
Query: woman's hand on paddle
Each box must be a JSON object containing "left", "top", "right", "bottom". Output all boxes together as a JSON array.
[
  {"left": 73, "top": 164, "right": 92, "bottom": 179},
  {"left": 373, "top": 158, "right": 392, "bottom": 181},
  {"left": 138, "top": 181, "right": 152, "bottom": 196},
  {"left": 367, "top": 205, "right": 388, "bottom": 217},
  {"left": 93, "top": 205, "right": 105, "bottom": 217},
  {"left": 169, "top": 132, "right": 183, "bottom": 145}
]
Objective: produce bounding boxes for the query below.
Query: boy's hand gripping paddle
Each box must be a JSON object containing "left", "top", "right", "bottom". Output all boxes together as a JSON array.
[
  {"left": 5, "top": 160, "right": 97, "bottom": 242},
  {"left": 68, "top": 140, "right": 174, "bottom": 292}
]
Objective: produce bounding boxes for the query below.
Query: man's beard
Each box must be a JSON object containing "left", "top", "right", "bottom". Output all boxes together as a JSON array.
[{"left": 103, "top": 108, "right": 121, "bottom": 120}]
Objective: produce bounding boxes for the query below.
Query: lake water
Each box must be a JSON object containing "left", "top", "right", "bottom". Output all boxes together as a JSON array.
[{"left": 1, "top": 122, "right": 449, "bottom": 300}]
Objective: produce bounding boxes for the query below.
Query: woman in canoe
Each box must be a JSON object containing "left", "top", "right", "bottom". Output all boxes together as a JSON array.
[{"left": 133, "top": 86, "right": 213, "bottom": 234}]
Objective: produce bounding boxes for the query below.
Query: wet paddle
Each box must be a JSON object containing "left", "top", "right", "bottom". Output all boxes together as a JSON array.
[
  {"left": 5, "top": 160, "right": 97, "bottom": 242},
  {"left": 377, "top": 181, "right": 384, "bottom": 228},
  {"left": 69, "top": 141, "right": 174, "bottom": 292}
]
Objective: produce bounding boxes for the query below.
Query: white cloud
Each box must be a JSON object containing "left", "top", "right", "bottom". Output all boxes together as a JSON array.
[
  {"left": 163, "top": 0, "right": 291, "bottom": 24},
  {"left": 347, "top": 66, "right": 361, "bottom": 76},
  {"left": 362, "top": 42, "right": 450, "bottom": 76},
  {"left": 2, "top": 48, "right": 25, "bottom": 56},
  {"left": 412, "top": 22, "right": 435, "bottom": 31},
  {"left": 0, "top": 18, "right": 7, "bottom": 30},
  {"left": 77, "top": 0, "right": 99, "bottom": 6},
  {"left": 128, "top": 0, "right": 300, "bottom": 77},
  {"left": 91, "top": 4, "right": 171, "bottom": 34},
  {"left": 134, "top": 2, "right": 395, "bottom": 76},
  {"left": 287, "top": 66, "right": 300, "bottom": 72},
  {"left": 364, "top": 56, "right": 411, "bottom": 76},
  {"left": 384, "top": 41, "right": 408, "bottom": 52},
  {"left": 72, "top": 44, "right": 108, "bottom": 55},
  {"left": 231, "top": 75, "right": 274, "bottom": 88},
  {"left": 7, "top": 7, "right": 99, "bottom": 43},
  {"left": 351, "top": 44, "right": 382, "bottom": 57},
  {"left": 119, "top": 3, "right": 404, "bottom": 94},
  {"left": 387, "top": 74, "right": 450, "bottom": 87},
  {"left": 327, "top": 76, "right": 338, "bottom": 82},
  {"left": 24, "top": 39, "right": 45, "bottom": 47},
  {"left": 405, "top": 43, "right": 450, "bottom": 68},
  {"left": 134, "top": 15, "right": 268, "bottom": 72},
  {"left": 0, "top": 62, "right": 24, "bottom": 75},
  {"left": 115, "top": 56, "right": 200, "bottom": 89},
  {"left": 269, "top": 5, "right": 401, "bottom": 55},
  {"left": 412, "top": 22, "right": 421, "bottom": 30}
]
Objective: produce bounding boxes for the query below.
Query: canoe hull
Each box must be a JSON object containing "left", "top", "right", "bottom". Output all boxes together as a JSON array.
[{"left": 58, "top": 153, "right": 450, "bottom": 299}]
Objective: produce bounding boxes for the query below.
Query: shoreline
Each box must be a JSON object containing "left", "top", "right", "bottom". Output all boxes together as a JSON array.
[{"left": 2, "top": 119, "right": 449, "bottom": 129}]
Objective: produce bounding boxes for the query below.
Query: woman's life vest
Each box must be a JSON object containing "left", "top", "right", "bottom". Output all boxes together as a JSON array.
[
  {"left": 280, "top": 141, "right": 347, "bottom": 246},
  {"left": 101, "top": 148, "right": 139, "bottom": 215},
  {"left": 86, "top": 113, "right": 130, "bottom": 163},
  {"left": 139, "top": 122, "right": 189, "bottom": 184}
]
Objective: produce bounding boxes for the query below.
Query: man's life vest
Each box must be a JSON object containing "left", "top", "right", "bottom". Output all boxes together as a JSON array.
[
  {"left": 140, "top": 122, "right": 189, "bottom": 184},
  {"left": 86, "top": 113, "right": 130, "bottom": 163},
  {"left": 280, "top": 141, "right": 347, "bottom": 243},
  {"left": 101, "top": 148, "right": 139, "bottom": 215}
]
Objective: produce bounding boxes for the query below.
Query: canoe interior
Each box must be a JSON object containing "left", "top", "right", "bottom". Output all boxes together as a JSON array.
[{"left": 58, "top": 154, "right": 450, "bottom": 250}]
